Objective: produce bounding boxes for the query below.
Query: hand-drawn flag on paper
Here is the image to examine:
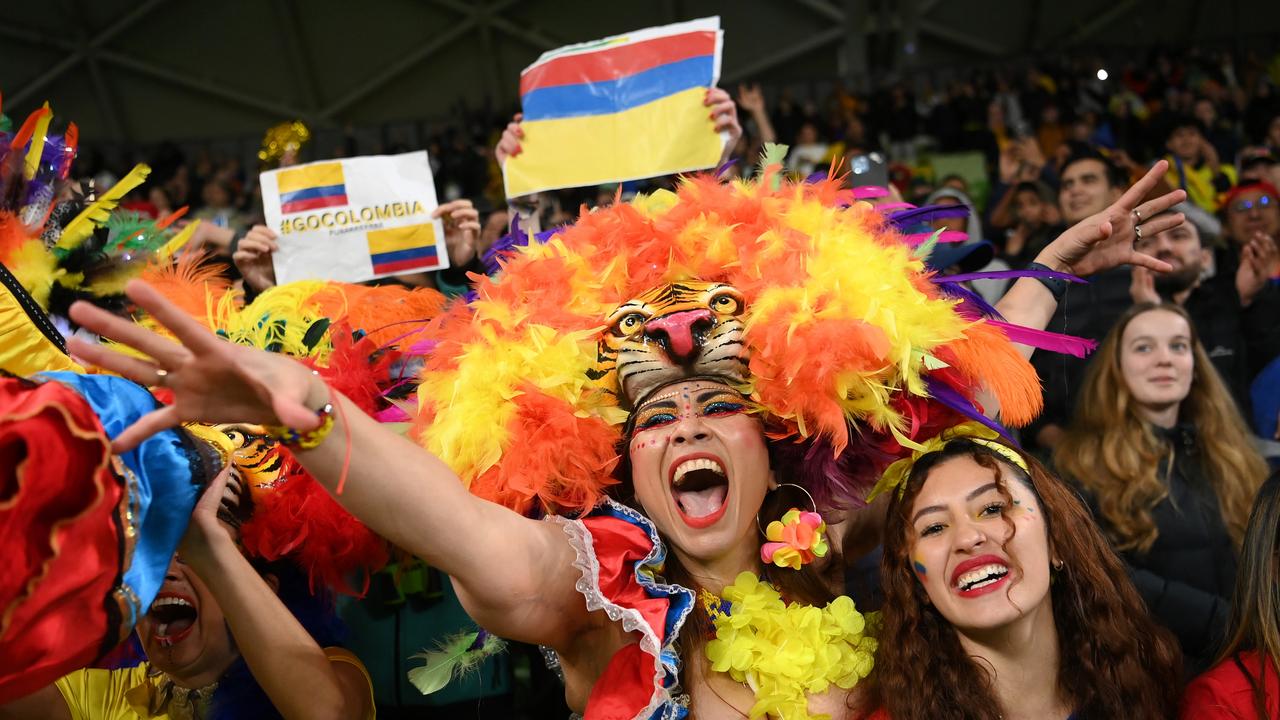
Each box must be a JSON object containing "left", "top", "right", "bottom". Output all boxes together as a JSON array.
[
  {"left": 503, "top": 17, "right": 725, "bottom": 197},
  {"left": 277, "top": 162, "right": 348, "bottom": 214},
  {"left": 367, "top": 224, "right": 440, "bottom": 274}
]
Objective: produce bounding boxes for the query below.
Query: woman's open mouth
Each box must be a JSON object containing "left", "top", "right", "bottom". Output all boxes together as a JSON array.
[
  {"left": 670, "top": 455, "right": 729, "bottom": 529},
  {"left": 950, "top": 556, "right": 1012, "bottom": 598},
  {"left": 149, "top": 592, "right": 199, "bottom": 647}
]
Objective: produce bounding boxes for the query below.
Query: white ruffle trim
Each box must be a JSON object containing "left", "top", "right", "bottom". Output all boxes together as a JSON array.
[{"left": 547, "top": 504, "right": 689, "bottom": 720}]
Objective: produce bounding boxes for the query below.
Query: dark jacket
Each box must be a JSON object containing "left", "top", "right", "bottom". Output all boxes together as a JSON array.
[
  {"left": 1026, "top": 266, "right": 1133, "bottom": 454},
  {"left": 1071, "top": 423, "right": 1236, "bottom": 672},
  {"left": 1183, "top": 256, "right": 1280, "bottom": 421}
]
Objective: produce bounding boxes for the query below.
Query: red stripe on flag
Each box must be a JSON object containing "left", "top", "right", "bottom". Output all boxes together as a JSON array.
[
  {"left": 372, "top": 255, "right": 442, "bottom": 274},
  {"left": 281, "top": 194, "right": 348, "bottom": 214},
  {"left": 520, "top": 31, "right": 717, "bottom": 96}
]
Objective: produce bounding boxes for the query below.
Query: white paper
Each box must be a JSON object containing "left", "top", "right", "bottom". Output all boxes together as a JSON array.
[{"left": 261, "top": 151, "right": 449, "bottom": 285}]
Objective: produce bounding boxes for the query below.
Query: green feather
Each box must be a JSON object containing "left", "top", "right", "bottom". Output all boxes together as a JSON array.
[
  {"left": 105, "top": 211, "right": 166, "bottom": 254},
  {"left": 408, "top": 630, "right": 506, "bottom": 695},
  {"left": 758, "top": 142, "right": 790, "bottom": 190},
  {"left": 911, "top": 228, "right": 943, "bottom": 261}
]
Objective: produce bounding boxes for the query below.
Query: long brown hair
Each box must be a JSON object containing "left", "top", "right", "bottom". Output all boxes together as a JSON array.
[
  {"left": 1055, "top": 302, "right": 1268, "bottom": 552},
  {"left": 1214, "top": 471, "right": 1280, "bottom": 719},
  {"left": 870, "top": 439, "right": 1182, "bottom": 720}
]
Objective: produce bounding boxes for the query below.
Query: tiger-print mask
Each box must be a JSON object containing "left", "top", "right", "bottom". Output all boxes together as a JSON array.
[{"left": 591, "top": 281, "right": 749, "bottom": 407}]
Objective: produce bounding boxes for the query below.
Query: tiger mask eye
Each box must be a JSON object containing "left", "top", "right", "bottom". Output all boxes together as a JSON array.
[{"left": 614, "top": 312, "right": 648, "bottom": 337}]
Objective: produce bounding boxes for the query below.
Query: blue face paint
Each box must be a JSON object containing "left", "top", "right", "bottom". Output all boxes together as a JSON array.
[{"left": 913, "top": 559, "right": 928, "bottom": 576}]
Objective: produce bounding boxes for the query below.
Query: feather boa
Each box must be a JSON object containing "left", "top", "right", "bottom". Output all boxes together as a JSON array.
[{"left": 416, "top": 168, "right": 1049, "bottom": 515}]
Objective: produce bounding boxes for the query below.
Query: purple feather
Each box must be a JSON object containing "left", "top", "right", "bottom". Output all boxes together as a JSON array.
[
  {"left": 852, "top": 185, "right": 889, "bottom": 200},
  {"left": 904, "top": 230, "right": 967, "bottom": 245},
  {"left": 934, "top": 281, "right": 1004, "bottom": 320},
  {"left": 987, "top": 321, "right": 1098, "bottom": 358},
  {"left": 924, "top": 377, "right": 1016, "bottom": 443},
  {"left": 939, "top": 268, "right": 1085, "bottom": 284},
  {"left": 768, "top": 430, "right": 896, "bottom": 512},
  {"left": 888, "top": 204, "right": 969, "bottom": 228},
  {"left": 480, "top": 222, "right": 560, "bottom": 276}
]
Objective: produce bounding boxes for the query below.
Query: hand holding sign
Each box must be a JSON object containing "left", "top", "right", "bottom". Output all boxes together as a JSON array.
[
  {"left": 502, "top": 17, "right": 727, "bottom": 197},
  {"left": 260, "top": 151, "right": 449, "bottom": 285}
]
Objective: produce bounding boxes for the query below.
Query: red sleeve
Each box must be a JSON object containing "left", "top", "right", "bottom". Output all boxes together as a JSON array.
[{"left": 1181, "top": 667, "right": 1250, "bottom": 720}]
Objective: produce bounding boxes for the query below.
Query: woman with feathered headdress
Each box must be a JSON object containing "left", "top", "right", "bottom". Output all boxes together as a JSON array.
[{"left": 62, "top": 152, "right": 1184, "bottom": 718}]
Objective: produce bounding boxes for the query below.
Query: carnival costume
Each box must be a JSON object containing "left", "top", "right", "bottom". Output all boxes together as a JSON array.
[
  {"left": 0, "top": 99, "right": 409, "bottom": 713},
  {"left": 411, "top": 155, "right": 1091, "bottom": 718}
]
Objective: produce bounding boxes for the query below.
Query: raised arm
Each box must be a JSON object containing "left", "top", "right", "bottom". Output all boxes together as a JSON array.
[
  {"left": 66, "top": 283, "right": 587, "bottom": 648},
  {"left": 181, "top": 470, "right": 371, "bottom": 720},
  {"left": 995, "top": 159, "right": 1185, "bottom": 358}
]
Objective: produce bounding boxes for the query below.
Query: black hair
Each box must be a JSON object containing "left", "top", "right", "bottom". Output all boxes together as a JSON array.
[{"left": 1061, "top": 149, "right": 1126, "bottom": 189}]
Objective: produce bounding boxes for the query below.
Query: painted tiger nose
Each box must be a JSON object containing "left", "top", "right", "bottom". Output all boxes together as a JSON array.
[{"left": 645, "top": 309, "right": 713, "bottom": 360}]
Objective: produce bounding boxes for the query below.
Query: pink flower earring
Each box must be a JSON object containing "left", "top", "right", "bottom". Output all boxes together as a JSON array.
[{"left": 758, "top": 484, "right": 829, "bottom": 570}]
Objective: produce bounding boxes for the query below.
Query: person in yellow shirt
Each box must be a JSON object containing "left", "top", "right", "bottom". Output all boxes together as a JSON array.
[
  {"left": 1165, "top": 115, "right": 1237, "bottom": 213},
  {"left": 1, "top": 468, "right": 376, "bottom": 720}
]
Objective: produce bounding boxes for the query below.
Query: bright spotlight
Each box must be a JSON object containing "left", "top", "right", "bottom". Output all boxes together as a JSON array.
[{"left": 1096, "top": 68, "right": 1109, "bottom": 81}]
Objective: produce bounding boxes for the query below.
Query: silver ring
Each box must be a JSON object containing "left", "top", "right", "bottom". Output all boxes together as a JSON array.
[
  {"left": 1132, "top": 208, "right": 1143, "bottom": 223},
  {"left": 1134, "top": 224, "right": 1143, "bottom": 240},
  {"left": 153, "top": 368, "right": 169, "bottom": 387}
]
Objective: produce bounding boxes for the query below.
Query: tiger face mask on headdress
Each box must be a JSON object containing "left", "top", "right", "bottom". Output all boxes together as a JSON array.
[
  {"left": 413, "top": 162, "right": 1058, "bottom": 518},
  {"left": 596, "top": 281, "right": 748, "bottom": 407}
]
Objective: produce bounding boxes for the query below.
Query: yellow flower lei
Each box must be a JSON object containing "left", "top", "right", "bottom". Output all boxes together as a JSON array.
[{"left": 703, "top": 572, "right": 878, "bottom": 720}]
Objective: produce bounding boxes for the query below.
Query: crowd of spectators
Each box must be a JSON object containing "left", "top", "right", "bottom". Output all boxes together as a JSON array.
[{"left": 41, "top": 44, "right": 1280, "bottom": 718}]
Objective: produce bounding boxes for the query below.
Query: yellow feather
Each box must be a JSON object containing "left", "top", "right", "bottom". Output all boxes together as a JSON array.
[
  {"left": 156, "top": 219, "right": 201, "bottom": 261},
  {"left": 10, "top": 240, "right": 62, "bottom": 308},
  {"left": 23, "top": 103, "right": 53, "bottom": 181},
  {"left": 56, "top": 164, "right": 151, "bottom": 250}
]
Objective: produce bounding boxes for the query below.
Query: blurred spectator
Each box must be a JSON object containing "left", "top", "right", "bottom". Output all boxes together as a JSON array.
[
  {"left": 1027, "top": 151, "right": 1134, "bottom": 454},
  {"left": 1194, "top": 97, "right": 1240, "bottom": 163},
  {"left": 998, "top": 181, "right": 1064, "bottom": 268},
  {"left": 1164, "top": 115, "right": 1237, "bottom": 213},
  {"left": 1055, "top": 303, "right": 1271, "bottom": 671},
  {"left": 1237, "top": 146, "right": 1280, "bottom": 187},
  {"left": 1130, "top": 202, "right": 1280, "bottom": 420},
  {"left": 785, "top": 121, "right": 830, "bottom": 177},
  {"left": 924, "top": 187, "right": 1009, "bottom": 304},
  {"left": 192, "top": 178, "right": 249, "bottom": 235},
  {"left": 1221, "top": 180, "right": 1280, "bottom": 248}
]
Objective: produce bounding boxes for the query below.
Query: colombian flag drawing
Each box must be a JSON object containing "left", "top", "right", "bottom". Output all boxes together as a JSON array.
[
  {"left": 367, "top": 224, "right": 440, "bottom": 275},
  {"left": 504, "top": 17, "right": 724, "bottom": 197},
  {"left": 277, "top": 162, "right": 348, "bottom": 214}
]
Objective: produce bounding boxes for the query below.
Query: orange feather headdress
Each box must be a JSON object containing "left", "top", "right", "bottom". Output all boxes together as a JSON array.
[{"left": 414, "top": 165, "right": 1070, "bottom": 517}]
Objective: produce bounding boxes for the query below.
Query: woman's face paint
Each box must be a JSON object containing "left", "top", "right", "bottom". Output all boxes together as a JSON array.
[
  {"left": 626, "top": 379, "right": 771, "bottom": 569},
  {"left": 913, "top": 557, "right": 928, "bottom": 577}
]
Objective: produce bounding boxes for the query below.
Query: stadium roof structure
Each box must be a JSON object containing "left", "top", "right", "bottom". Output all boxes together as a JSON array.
[{"left": 1, "top": 0, "right": 1275, "bottom": 145}]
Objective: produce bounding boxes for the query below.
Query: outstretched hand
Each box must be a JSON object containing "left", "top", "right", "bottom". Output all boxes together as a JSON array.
[
  {"left": 1040, "top": 159, "right": 1184, "bottom": 277},
  {"left": 67, "top": 281, "right": 323, "bottom": 453}
]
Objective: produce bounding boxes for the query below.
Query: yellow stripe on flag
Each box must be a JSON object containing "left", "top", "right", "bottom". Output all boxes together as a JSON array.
[
  {"left": 504, "top": 86, "right": 722, "bottom": 197},
  {"left": 276, "top": 162, "right": 345, "bottom": 194},
  {"left": 367, "top": 224, "right": 437, "bottom": 254}
]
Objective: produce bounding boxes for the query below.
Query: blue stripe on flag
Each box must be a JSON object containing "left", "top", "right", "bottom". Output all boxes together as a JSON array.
[
  {"left": 521, "top": 55, "right": 714, "bottom": 121},
  {"left": 370, "top": 245, "right": 438, "bottom": 264},
  {"left": 279, "top": 183, "right": 347, "bottom": 204}
]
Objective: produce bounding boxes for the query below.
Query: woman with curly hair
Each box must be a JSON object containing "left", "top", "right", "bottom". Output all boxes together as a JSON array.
[
  {"left": 1055, "top": 303, "right": 1270, "bottom": 668},
  {"left": 865, "top": 432, "right": 1183, "bottom": 720},
  {"left": 1181, "top": 471, "right": 1280, "bottom": 719}
]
